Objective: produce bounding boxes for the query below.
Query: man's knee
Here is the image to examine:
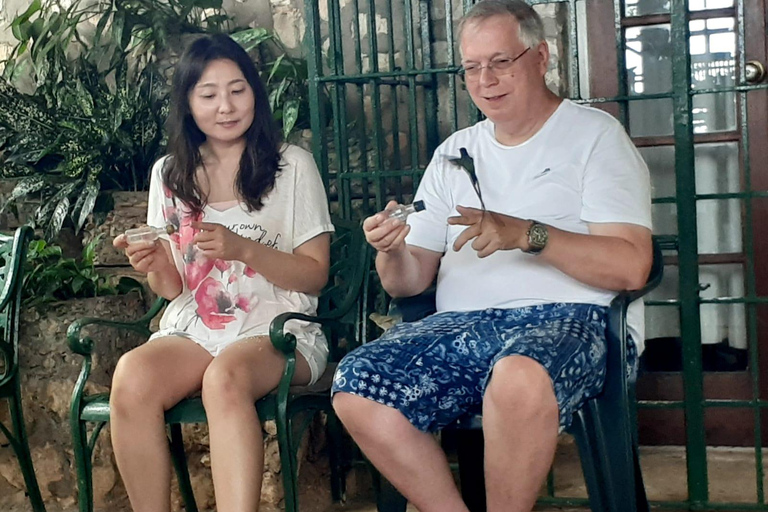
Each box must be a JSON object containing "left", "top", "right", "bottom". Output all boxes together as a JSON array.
[
  {"left": 485, "top": 355, "right": 559, "bottom": 422},
  {"left": 333, "top": 392, "right": 409, "bottom": 437}
]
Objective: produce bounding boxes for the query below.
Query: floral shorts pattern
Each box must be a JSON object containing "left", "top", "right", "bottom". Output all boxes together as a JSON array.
[{"left": 331, "top": 303, "right": 638, "bottom": 432}]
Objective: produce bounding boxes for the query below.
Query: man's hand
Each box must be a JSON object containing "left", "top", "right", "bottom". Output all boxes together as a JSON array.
[
  {"left": 448, "top": 205, "right": 530, "bottom": 257},
  {"left": 363, "top": 200, "right": 410, "bottom": 253},
  {"left": 114, "top": 235, "right": 174, "bottom": 274},
  {"left": 192, "top": 221, "right": 250, "bottom": 261}
]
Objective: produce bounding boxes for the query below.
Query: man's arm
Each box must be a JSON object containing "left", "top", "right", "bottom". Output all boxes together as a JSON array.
[
  {"left": 449, "top": 207, "right": 652, "bottom": 292},
  {"left": 375, "top": 245, "right": 442, "bottom": 298},
  {"left": 364, "top": 200, "right": 442, "bottom": 298},
  {"left": 540, "top": 222, "right": 652, "bottom": 291}
]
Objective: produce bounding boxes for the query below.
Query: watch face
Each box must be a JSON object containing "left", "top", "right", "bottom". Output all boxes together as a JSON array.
[{"left": 529, "top": 223, "right": 548, "bottom": 249}]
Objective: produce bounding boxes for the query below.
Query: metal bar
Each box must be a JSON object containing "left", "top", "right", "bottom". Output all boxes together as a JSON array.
[
  {"left": 692, "top": 83, "right": 768, "bottom": 94},
  {"left": 351, "top": 0, "right": 371, "bottom": 213},
  {"left": 404, "top": 0, "right": 420, "bottom": 171},
  {"left": 420, "top": 0, "right": 439, "bottom": 163},
  {"left": 386, "top": 0, "right": 403, "bottom": 200},
  {"left": 463, "top": 0, "right": 480, "bottom": 125},
  {"left": 622, "top": 7, "right": 736, "bottom": 27},
  {"left": 329, "top": 0, "right": 351, "bottom": 219},
  {"left": 446, "top": 0, "right": 459, "bottom": 133},
  {"left": 304, "top": 0, "right": 329, "bottom": 190},
  {"left": 337, "top": 169, "right": 426, "bottom": 179},
  {"left": 737, "top": 0, "right": 764, "bottom": 500},
  {"left": 633, "top": 131, "right": 741, "bottom": 147},
  {"left": 613, "top": 0, "right": 629, "bottom": 127},
  {"left": 366, "top": 0, "right": 387, "bottom": 212},
  {"left": 670, "top": 0, "right": 708, "bottom": 504},
  {"left": 568, "top": 0, "right": 580, "bottom": 98}
]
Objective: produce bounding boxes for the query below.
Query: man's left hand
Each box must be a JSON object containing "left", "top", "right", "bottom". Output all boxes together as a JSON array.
[{"left": 448, "top": 206, "right": 529, "bottom": 257}]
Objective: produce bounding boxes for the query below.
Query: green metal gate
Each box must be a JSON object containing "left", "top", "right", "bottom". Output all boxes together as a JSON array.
[{"left": 303, "top": 0, "right": 768, "bottom": 508}]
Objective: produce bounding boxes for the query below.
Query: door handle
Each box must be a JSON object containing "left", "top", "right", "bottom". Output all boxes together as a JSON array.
[{"left": 745, "top": 60, "right": 766, "bottom": 84}]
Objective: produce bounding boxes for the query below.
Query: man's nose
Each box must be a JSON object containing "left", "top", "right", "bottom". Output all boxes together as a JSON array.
[{"left": 478, "top": 66, "right": 499, "bottom": 87}]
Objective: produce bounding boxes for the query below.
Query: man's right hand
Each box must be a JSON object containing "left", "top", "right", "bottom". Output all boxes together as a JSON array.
[
  {"left": 363, "top": 200, "right": 411, "bottom": 254},
  {"left": 114, "top": 234, "right": 174, "bottom": 275}
]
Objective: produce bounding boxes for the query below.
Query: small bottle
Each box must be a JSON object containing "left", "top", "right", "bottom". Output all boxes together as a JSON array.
[
  {"left": 124, "top": 225, "right": 177, "bottom": 244},
  {"left": 387, "top": 200, "right": 426, "bottom": 222}
]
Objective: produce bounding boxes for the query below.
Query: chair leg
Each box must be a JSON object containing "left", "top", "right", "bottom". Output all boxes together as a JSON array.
[
  {"left": 595, "top": 406, "right": 636, "bottom": 512},
  {"left": 326, "top": 411, "right": 347, "bottom": 503},
  {"left": 277, "top": 411, "right": 300, "bottom": 512},
  {"left": 456, "top": 430, "right": 486, "bottom": 512},
  {"left": 370, "top": 465, "right": 408, "bottom": 512},
  {"left": 168, "top": 423, "right": 198, "bottom": 512},
  {"left": 8, "top": 392, "right": 46, "bottom": 512},
  {"left": 570, "top": 407, "right": 610, "bottom": 512},
  {"left": 633, "top": 443, "right": 650, "bottom": 512},
  {"left": 70, "top": 418, "right": 93, "bottom": 512}
]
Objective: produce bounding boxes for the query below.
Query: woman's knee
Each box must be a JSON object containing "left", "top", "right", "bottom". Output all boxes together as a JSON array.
[
  {"left": 201, "top": 361, "right": 254, "bottom": 413},
  {"left": 110, "top": 350, "right": 162, "bottom": 416},
  {"left": 485, "top": 356, "right": 558, "bottom": 422}
]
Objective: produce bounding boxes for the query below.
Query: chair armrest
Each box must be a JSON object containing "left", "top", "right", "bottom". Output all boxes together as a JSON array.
[
  {"left": 388, "top": 286, "right": 437, "bottom": 323},
  {"left": 66, "top": 297, "right": 167, "bottom": 356},
  {"left": 269, "top": 311, "right": 335, "bottom": 354}
]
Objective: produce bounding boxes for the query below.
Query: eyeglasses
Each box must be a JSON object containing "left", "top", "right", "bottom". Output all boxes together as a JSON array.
[{"left": 459, "top": 47, "right": 531, "bottom": 82}]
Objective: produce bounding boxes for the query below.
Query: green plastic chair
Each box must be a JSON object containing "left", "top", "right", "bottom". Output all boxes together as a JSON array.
[
  {"left": 66, "top": 219, "right": 371, "bottom": 512},
  {"left": 0, "top": 225, "right": 46, "bottom": 512},
  {"left": 379, "top": 237, "right": 664, "bottom": 512}
]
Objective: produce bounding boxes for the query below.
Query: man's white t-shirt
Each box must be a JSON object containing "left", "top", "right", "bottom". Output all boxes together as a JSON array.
[
  {"left": 146, "top": 144, "right": 335, "bottom": 364},
  {"left": 406, "top": 100, "right": 653, "bottom": 352}
]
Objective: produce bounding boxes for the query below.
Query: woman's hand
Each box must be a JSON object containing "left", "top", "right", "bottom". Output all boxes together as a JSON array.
[
  {"left": 191, "top": 221, "right": 250, "bottom": 261},
  {"left": 114, "top": 234, "right": 175, "bottom": 274}
]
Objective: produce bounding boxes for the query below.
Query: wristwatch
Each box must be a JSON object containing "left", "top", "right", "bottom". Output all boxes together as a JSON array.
[{"left": 524, "top": 221, "right": 548, "bottom": 255}]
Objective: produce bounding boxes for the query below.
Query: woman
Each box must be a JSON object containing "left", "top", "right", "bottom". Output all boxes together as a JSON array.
[{"left": 111, "top": 33, "right": 333, "bottom": 512}]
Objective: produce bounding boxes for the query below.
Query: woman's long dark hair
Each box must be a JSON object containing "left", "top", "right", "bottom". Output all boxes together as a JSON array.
[{"left": 164, "top": 33, "right": 282, "bottom": 214}]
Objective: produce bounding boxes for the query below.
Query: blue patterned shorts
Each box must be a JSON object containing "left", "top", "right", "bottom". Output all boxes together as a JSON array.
[{"left": 332, "top": 303, "right": 637, "bottom": 432}]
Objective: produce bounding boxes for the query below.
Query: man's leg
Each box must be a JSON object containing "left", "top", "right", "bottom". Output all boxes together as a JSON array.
[
  {"left": 333, "top": 393, "right": 469, "bottom": 512},
  {"left": 482, "top": 355, "right": 560, "bottom": 512}
]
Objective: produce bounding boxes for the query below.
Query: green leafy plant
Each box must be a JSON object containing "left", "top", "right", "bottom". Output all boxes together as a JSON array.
[
  {"left": 0, "top": 0, "right": 231, "bottom": 240},
  {"left": 0, "top": 2, "right": 316, "bottom": 242},
  {"left": 231, "top": 28, "right": 313, "bottom": 139},
  {"left": 0, "top": 235, "right": 142, "bottom": 308}
]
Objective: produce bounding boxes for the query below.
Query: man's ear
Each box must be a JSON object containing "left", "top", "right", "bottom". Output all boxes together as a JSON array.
[{"left": 536, "top": 41, "right": 550, "bottom": 74}]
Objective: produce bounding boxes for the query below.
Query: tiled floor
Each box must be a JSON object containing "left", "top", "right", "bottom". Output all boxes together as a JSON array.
[
  {"left": 322, "top": 437, "right": 766, "bottom": 511},
  {"left": 5, "top": 439, "right": 764, "bottom": 511}
]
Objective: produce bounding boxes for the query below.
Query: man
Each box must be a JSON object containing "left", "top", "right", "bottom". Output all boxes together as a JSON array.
[{"left": 331, "top": 1, "right": 652, "bottom": 511}]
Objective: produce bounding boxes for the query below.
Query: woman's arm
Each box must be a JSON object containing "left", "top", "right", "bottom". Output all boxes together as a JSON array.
[{"left": 191, "top": 221, "right": 330, "bottom": 295}]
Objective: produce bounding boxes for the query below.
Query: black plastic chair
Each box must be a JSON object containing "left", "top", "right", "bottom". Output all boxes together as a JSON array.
[
  {"left": 0, "top": 225, "right": 46, "bottom": 512},
  {"left": 378, "top": 237, "right": 664, "bottom": 512}
]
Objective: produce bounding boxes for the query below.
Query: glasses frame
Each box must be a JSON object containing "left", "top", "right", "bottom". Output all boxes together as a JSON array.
[{"left": 458, "top": 47, "right": 531, "bottom": 82}]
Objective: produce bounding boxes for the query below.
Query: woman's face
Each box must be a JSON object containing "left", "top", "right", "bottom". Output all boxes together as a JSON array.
[{"left": 188, "top": 58, "right": 255, "bottom": 146}]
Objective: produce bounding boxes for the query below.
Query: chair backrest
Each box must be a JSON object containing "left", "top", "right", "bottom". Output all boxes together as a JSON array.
[
  {"left": 317, "top": 218, "right": 371, "bottom": 363},
  {"left": 0, "top": 226, "right": 33, "bottom": 389}
]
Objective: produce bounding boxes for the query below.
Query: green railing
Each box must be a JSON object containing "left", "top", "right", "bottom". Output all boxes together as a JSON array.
[{"left": 304, "top": 0, "right": 768, "bottom": 509}]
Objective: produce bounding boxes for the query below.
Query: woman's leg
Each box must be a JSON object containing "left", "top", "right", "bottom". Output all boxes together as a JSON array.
[
  {"left": 110, "top": 336, "right": 213, "bottom": 512},
  {"left": 201, "top": 337, "right": 312, "bottom": 512}
]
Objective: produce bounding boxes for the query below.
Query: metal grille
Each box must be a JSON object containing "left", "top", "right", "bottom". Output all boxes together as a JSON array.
[{"left": 304, "top": 0, "right": 768, "bottom": 508}]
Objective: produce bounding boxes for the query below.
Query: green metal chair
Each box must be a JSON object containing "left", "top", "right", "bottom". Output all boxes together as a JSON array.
[
  {"left": 379, "top": 237, "right": 664, "bottom": 512},
  {"left": 0, "top": 225, "right": 46, "bottom": 512},
  {"left": 66, "top": 219, "right": 371, "bottom": 512}
]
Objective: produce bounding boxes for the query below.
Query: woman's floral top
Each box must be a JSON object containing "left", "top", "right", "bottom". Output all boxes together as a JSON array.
[{"left": 145, "top": 145, "right": 335, "bottom": 353}]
